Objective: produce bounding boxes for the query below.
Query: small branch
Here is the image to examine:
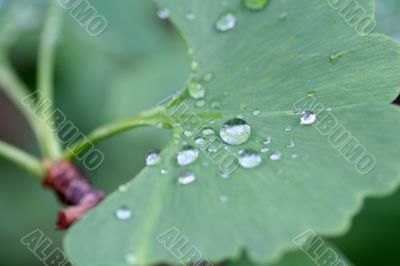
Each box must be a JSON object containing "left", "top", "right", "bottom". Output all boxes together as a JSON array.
[
  {"left": 37, "top": 1, "right": 63, "bottom": 161},
  {"left": 64, "top": 106, "right": 168, "bottom": 160},
  {"left": 0, "top": 140, "right": 44, "bottom": 179}
]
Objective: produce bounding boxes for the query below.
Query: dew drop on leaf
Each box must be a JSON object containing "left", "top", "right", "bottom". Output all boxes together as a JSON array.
[
  {"left": 196, "top": 100, "right": 206, "bottom": 107},
  {"left": 177, "top": 146, "right": 199, "bottom": 166},
  {"left": 286, "top": 140, "right": 296, "bottom": 148},
  {"left": 178, "top": 172, "right": 196, "bottom": 185},
  {"left": 202, "top": 127, "right": 216, "bottom": 136},
  {"left": 203, "top": 72, "right": 213, "bottom": 81},
  {"left": 291, "top": 153, "right": 299, "bottom": 159},
  {"left": 118, "top": 185, "right": 128, "bottom": 193},
  {"left": 300, "top": 110, "right": 317, "bottom": 125},
  {"left": 238, "top": 150, "right": 262, "bottom": 168},
  {"left": 194, "top": 136, "right": 207, "bottom": 146},
  {"left": 191, "top": 60, "right": 200, "bottom": 72},
  {"left": 219, "top": 195, "right": 229, "bottom": 203},
  {"left": 115, "top": 207, "right": 132, "bottom": 220},
  {"left": 220, "top": 118, "right": 251, "bottom": 145},
  {"left": 252, "top": 109, "right": 261, "bottom": 116},
  {"left": 216, "top": 12, "right": 236, "bottom": 32},
  {"left": 242, "top": 0, "right": 269, "bottom": 11},
  {"left": 157, "top": 8, "right": 170, "bottom": 20},
  {"left": 145, "top": 150, "right": 161, "bottom": 166},
  {"left": 125, "top": 253, "right": 136, "bottom": 264},
  {"left": 263, "top": 137, "right": 271, "bottom": 145},
  {"left": 260, "top": 147, "right": 269, "bottom": 153},
  {"left": 270, "top": 151, "right": 282, "bottom": 161},
  {"left": 161, "top": 169, "right": 168, "bottom": 175},
  {"left": 188, "top": 81, "right": 206, "bottom": 99},
  {"left": 186, "top": 13, "right": 196, "bottom": 20}
]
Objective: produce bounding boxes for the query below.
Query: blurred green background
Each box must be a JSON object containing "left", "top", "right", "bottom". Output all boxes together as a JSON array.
[{"left": 0, "top": 0, "right": 399, "bottom": 265}]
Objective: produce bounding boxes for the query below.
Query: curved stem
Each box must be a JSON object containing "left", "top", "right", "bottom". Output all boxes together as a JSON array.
[
  {"left": 0, "top": 60, "right": 48, "bottom": 155},
  {"left": 64, "top": 106, "right": 169, "bottom": 160},
  {"left": 0, "top": 140, "right": 44, "bottom": 179},
  {"left": 36, "top": 1, "right": 64, "bottom": 161}
]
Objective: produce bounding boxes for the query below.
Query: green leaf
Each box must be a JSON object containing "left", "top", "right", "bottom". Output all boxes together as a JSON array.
[{"left": 65, "top": 0, "right": 400, "bottom": 265}]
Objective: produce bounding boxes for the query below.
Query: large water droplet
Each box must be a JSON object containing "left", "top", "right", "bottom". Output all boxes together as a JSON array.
[
  {"left": 216, "top": 12, "right": 236, "bottom": 32},
  {"left": 270, "top": 151, "right": 282, "bottom": 161},
  {"left": 178, "top": 172, "right": 196, "bottom": 185},
  {"left": 188, "top": 81, "right": 206, "bottom": 99},
  {"left": 300, "top": 110, "right": 317, "bottom": 125},
  {"left": 115, "top": 207, "right": 132, "bottom": 220},
  {"left": 242, "top": 0, "right": 269, "bottom": 11},
  {"left": 145, "top": 150, "right": 161, "bottom": 166},
  {"left": 157, "top": 8, "right": 170, "bottom": 20},
  {"left": 238, "top": 150, "right": 262, "bottom": 169},
  {"left": 220, "top": 118, "right": 251, "bottom": 145},
  {"left": 177, "top": 146, "right": 199, "bottom": 166}
]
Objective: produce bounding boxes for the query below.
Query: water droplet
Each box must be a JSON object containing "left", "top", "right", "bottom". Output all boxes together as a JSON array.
[
  {"left": 306, "top": 91, "right": 315, "bottom": 97},
  {"left": 260, "top": 147, "right": 269, "bottom": 153},
  {"left": 291, "top": 153, "right": 299, "bottom": 159},
  {"left": 177, "top": 146, "right": 199, "bottom": 166},
  {"left": 115, "top": 207, "right": 132, "bottom": 220},
  {"left": 219, "top": 195, "right": 229, "bottom": 203},
  {"left": 161, "top": 169, "right": 168, "bottom": 174},
  {"left": 326, "top": 107, "right": 332, "bottom": 112},
  {"left": 202, "top": 127, "right": 215, "bottom": 136},
  {"left": 220, "top": 118, "right": 251, "bottom": 145},
  {"left": 125, "top": 253, "right": 136, "bottom": 264},
  {"left": 263, "top": 137, "right": 271, "bottom": 145},
  {"left": 216, "top": 12, "right": 236, "bottom": 32},
  {"left": 207, "top": 145, "right": 218, "bottom": 153},
  {"left": 211, "top": 101, "right": 221, "bottom": 109},
  {"left": 242, "top": 0, "right": 269, "bottom": 11},
  {"left": 286, "top": 140, "right": 295, "bottom": 148},
  {"left": 186, "top": 13, "right": 196, "bottom": 20},
  {"left": 220, "top": 170, "right": 231, "bottom": 179},
  {"left": 145, "top": 150, "right": 161, "bottom": 166},
  {"left": 270, "top": 151, "right": 282, "bottom": 161},
  {"left": 285, "top": 126, "right": 292, "bottom": 132},
  {"left": 118, "top": 185, "right": 128, "bottom": 193},
  {"left": 252, "top": 109, "right": 261, "bottom": 116},
  {"left": 188, "top": 81, "right": 206, "bottom": 99},
  {"left": 196, "top": 100, "right": 206, "bottom": 107},
  {"left": 203, "top": 72, "right": 213, "bottom": 81},
  {"left": 178, "top": 172, "right": 196, "bottom": 185},
  {"left": 300, "top": 110, "right": 317, "bottom": 125},
  {"left": 157, "top": 8, "right": 170, "bottom": 20},
  {"left": 278, "top": 12, "right": 287, "bottom": 21},
  {"left": 191, "top": 61, "right": 200, "bottom": 72},
  {"left": 194, "top": 136, "right": 207, "bottom": 146},
  {"left": 238, "top": 150, "right": 262, "bottom": 169},
  {"left": 184, "top": 130, "right": 193, "bottom": 137}
]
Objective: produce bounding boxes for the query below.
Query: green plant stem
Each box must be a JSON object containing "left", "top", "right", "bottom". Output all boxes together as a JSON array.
[
  {"left": 37, "top": 1, "right": 63, "bottom": 161},
  {"left": 0, "top": 60, "right": 50, "bottom": 154},
  {"left": 64, "top": 106, "right": 169, "bottom": 160},
  {"left": 0, "top": 140, "right": 44, "bottom": 179}
]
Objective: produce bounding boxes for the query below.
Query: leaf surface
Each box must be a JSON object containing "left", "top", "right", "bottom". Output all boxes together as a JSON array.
[{"left": 65, "top": 0, "right": 400, "bottom": 265}]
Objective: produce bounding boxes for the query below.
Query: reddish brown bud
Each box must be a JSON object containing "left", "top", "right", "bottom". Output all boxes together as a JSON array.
[{"left": 43, "top": 161, "right": 104, "bottom": 229}]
